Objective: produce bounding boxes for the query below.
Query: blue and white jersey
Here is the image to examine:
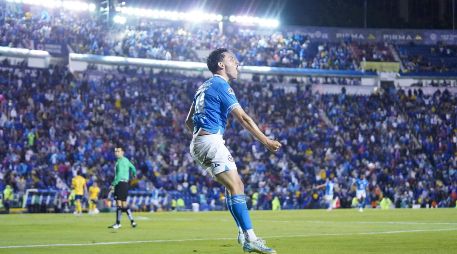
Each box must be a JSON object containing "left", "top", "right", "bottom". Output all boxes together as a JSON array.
[
  {"left": 192, "top": 75, "right": 240, "bottom": 135},
  {"left": 325, "top": 180, "right": 334, "bottom": 196},
  {"left": 355, "top": 178, "right": 368, "bottom": 191}
]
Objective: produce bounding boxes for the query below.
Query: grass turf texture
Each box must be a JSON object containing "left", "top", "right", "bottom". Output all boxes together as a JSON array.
[{"left": 0, "top": 209, "right": 456, "bottom": 254}]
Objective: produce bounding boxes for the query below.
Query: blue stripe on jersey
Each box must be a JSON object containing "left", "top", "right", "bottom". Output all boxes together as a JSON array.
[
  {"left": 192, "top": 76, "right": 240, "bottom": 135},
  {"left": 356, "top": 178, "right": 368, "bottom": 190}
]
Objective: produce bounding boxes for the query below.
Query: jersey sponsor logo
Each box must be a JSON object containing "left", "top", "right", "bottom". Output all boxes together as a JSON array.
[{"left": 228, "top": 155, "right": 234, "bottom": 162}]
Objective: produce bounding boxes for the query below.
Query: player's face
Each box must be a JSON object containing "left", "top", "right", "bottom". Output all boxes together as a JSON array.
[
  {"left": 115, "top": 148, "right": 124, "bottom": 158},
  {"left": 222, "top": 52, "right": 239, "bottom": 80}
]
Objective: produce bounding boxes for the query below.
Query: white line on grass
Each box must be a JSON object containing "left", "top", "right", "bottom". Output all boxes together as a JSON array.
[
  {"left": 134, "top": 216, "right": 151, "bottom": 221},
  {"left": 262, "top": 220, "right": 457, "bottom": 225},
  {"left": 1, "top": 228, "right": 456, "bottom": 249}
]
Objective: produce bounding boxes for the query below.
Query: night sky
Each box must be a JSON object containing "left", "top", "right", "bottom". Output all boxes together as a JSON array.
[{"left": 125, "top": 0, "right": 457, "bottom": 29}]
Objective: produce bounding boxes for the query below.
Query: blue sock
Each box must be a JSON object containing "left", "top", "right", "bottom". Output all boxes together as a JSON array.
[
  {"left": 225, "top": 190, "right": 241, "bottom": 230},
  {"left": 229, "top": 195, "right": 253, "bottom": 230},
  {"left": 359, "top": 199, "right": 365, "bottom": 208}
]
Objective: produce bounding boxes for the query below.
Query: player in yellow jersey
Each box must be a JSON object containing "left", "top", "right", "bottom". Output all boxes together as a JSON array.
[
  {"left": 71, "top": 171, "right": 87, "bottom": 215},
  {"left": 88, "top": 181, "right": 100, "bottom": 215}
]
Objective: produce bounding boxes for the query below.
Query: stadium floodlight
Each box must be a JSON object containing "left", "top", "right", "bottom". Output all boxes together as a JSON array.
[
  {"left": 185, "top": 10, "right": 205, "bottom": 23},
  {"left": 88, "top": 3, "right": 95, "bottom": 12},
  {"left": 22, "top": 0, "right": 38, "bottom": 5},
  {"left": 38, "top": 0, "right": 61, "bottom": 8},
  {"left": 229, "top": 15, "right": 279, "bottom": 28},
  {"left": 62, "top": 1, "right": 93, "bottom": 12},
  {"left": 5, "top": 0, "right": 97, "bottom": 12},
  {"left": 261, "top": 19, "right": 279, "bottom": 28},
  {"left": 117, "top": 7, "right": 222, "bottom": 23},
  {"left": 113, "top": 15, "right": 127, "bottom": 25},
  {"left": 184, "top": 11, "right": 224, "bottom": 23}
]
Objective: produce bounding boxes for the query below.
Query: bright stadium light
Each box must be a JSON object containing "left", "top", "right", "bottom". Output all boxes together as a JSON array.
[
  {"left": 38, "top": 0, "right": 61, "bottom": 8},
  {"left": 184, "top": 10, "right": 223, "bottom": 23},
  {"left": 22, "top": 0, "right": 38, "bottom": 5},
  {"left": 118, "top": 7, "right": 222, "bottom": 23},
  {"left": 186, "top": 10, "right": 206, "bottom": 23},
  {"left": 229, "top": 15, "right": 280, "bottom": 28},
  {"left": 5, "top": 0, "right": 97, "bottom": 12},
  {"left": 62, "top": 1, "right": 93, "bottom": 12},
  {"left": 88, "top": 3, "right": 96, "bottom": 12},
  {"left": 113, "top": 15, "right": 127, "bottom": 25},
  {"left": 262, "top": 19, "right": 279, "bottom": 28}
]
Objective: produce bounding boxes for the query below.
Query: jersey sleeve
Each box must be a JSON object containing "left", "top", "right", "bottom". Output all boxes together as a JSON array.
[
  {"left": 112, "top": 166, "right": 118, "bottom": 186},
  {"left": 219, "top": 84, "right": 240, "bottom": 113},
  {"left": 129, "top": 160, "right": 137, "bottom": 177}
]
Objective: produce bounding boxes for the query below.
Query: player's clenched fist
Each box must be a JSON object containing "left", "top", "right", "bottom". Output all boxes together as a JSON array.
[{"left": 265, "top": 139, "right": 282, "bottom": 153}]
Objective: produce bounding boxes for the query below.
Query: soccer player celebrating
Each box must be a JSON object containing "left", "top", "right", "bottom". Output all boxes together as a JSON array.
[
  {"left": 185, "top": 48, "right": 281, "bottom": 254},
  {"left": 88, "top": 181, "right": 100, "bottom": 215},
  {"left": 108, "top": 146, "right": 137, "bottom": 229},
  {"left": 316, "top": 175, "right": 335, "bottom": 211},
  {"left": 71, "top": 171, "right": 87, "bottom": 215},
  {"left": 354, "top": 171, "right": 369, "bottom": 212}
]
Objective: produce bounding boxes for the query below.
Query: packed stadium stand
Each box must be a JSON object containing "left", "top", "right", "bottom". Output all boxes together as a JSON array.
[{"left": 0, "top": 2, "right": 456, "bottom": 213}]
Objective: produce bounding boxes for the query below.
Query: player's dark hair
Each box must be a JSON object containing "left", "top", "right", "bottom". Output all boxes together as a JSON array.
[
  {"left": 207, "top": 48, "right": 229, "bottom": 74},
  {"left": 114, "top": 143, "right": 125, "bottom": 151}
]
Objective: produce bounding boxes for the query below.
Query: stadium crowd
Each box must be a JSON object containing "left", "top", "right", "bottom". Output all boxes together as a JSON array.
[
  {"left": 4, "top": 5, "right": 457, "bottom": 74},
  {"left": 0, "top": 3, "right": 456, "bottom": 212},
  {"left": 0, "top": 59, "right": 456, "bottom": 212},
  {"left": 0, "top": 6, "right": 404, "bottom": 72}
]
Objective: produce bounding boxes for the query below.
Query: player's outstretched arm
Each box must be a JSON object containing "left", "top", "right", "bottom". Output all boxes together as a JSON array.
[
  {"left": 185, "top": 102, "right": 195, "bottom": 133},
  {"left": 231, "top": 106, "right": 281, "bottom": 153},
  {"left": 315, "top": 184, "right": 326, "bottom": 189}
]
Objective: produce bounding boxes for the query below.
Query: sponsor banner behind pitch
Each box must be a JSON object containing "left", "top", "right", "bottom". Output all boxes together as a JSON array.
[{"left": 278, "top": 26, "right": 457, "bottom": 45}]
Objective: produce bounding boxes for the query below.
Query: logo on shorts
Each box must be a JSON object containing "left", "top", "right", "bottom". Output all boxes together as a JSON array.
[{"left": 228, "top": 155, "right": 234, "bottom": 162}]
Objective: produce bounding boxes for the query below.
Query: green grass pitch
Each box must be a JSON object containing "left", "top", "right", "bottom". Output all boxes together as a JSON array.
[{"left": 0, "top": 209, "right": 456, "bottom": 254}]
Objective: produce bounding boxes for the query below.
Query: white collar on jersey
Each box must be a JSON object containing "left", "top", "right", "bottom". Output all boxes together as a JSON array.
[{"left": 213, "top": 74, "right": 228, "bottom": 82}]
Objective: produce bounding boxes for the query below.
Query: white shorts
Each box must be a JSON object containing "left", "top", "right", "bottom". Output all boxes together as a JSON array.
[
  {"left": 190, "top": 134, "right": 237, "bottom": 177},
  {"left": 356, "top": 190, "right": 366, "bottom": 199},
  {"left": 324, "top": 195, "right": 333, "bottom": 202}
]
